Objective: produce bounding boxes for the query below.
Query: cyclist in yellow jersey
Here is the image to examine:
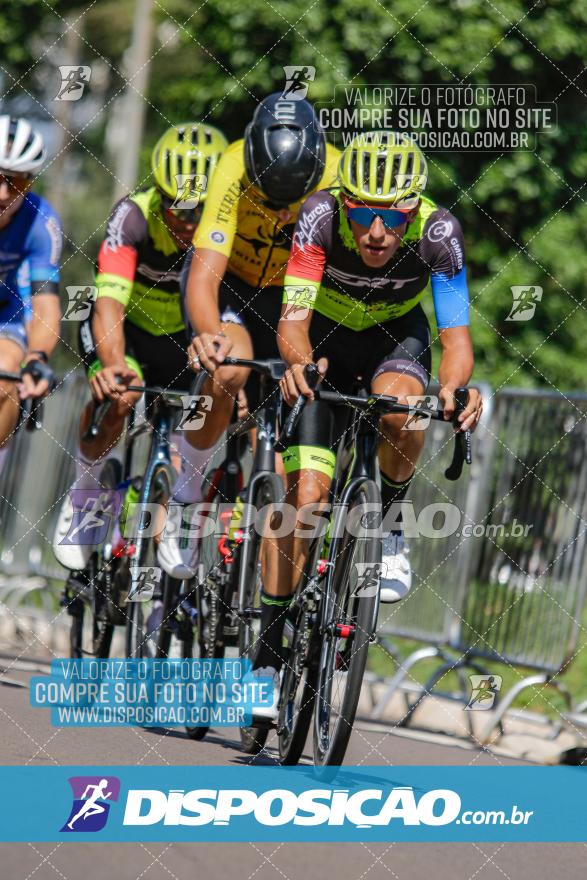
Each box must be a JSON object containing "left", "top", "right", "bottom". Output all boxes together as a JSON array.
[{"left": 162, "top": 95, "right": 339, "bottom": 578}]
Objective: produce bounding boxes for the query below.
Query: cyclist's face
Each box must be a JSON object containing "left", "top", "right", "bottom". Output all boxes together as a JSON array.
[
  {"left": 348, "top": 211, "right": 407, "bottom": 267},
  {"left": 162, "top": 203, "right": 203, "bottom": 249},
  {"left": 0, "top": 171, "right": 31, "bottom": 227}
]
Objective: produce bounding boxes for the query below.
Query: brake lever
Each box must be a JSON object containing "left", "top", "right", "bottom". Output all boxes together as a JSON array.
[
  {"left": 275, "top": 363, "right": 319, "bottom": 453},
  {"left": 444, "top": 387, "right": 472, "bottom": 481}
]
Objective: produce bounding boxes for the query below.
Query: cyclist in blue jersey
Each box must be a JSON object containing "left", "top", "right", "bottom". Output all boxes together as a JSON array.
[{"left": 0, "top": 116, "right": 62, "bottom": 474}]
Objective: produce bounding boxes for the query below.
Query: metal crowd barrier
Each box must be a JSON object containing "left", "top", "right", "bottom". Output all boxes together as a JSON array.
[
  {"left": 0, "top": 371, "right": 89, "bottom": 580},
  {"left": 373, "top": 386, "right": 587, "bottom": 740}
]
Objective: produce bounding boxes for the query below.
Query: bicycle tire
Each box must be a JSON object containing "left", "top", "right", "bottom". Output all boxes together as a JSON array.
[
  {"left": 92, "top": 459, "right": 123, "bottom": 658},
  {"left": 187, "top": 466, "right": 239, "bottom": 741},
  {"left": 313, "top": 480, "right": 381, "bottom": 767},
  {"left": 277, "top": 599, "right": 319, "bottom": 765},
  {"left": 67, "top": 458, "right": 121, "bottom": 659},
  {"left": 238, "top": 472, "right": 283, "bottom": 755},
  {"left": 126, "top": 462, "right": 175, "bottom": 659}
]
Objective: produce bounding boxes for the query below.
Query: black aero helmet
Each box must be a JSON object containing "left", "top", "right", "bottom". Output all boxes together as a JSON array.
[{"left": 244, "top": 92, "right": 326, "bottom": 208}]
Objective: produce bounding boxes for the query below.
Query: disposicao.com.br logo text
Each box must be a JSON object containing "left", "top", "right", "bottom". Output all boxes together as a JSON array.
[{"left": 122, "top": 786, "right": 534, "bottom": 829}]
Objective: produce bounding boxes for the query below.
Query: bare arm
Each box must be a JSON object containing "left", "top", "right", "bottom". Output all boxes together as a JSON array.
[
  {"left": 27, "top": 293, "right": 61, "bottom": 358},
  {"left": 277, "top": 306, "right": 327, "bottom": 405},
  {"left": 437, "top": 325, "right": 482, "bottom": 431},
  {"left": 186, "top": 248, "right": 233, "bottom": 372},
  {"left": 90, "top": 296, "right": 138, "bottom": 401},
  {"left": 93, "top": 296, "right": 126, "bottom": 368},
  {"left": 19, "top": 294, "right": 62, "bottom": 398}
]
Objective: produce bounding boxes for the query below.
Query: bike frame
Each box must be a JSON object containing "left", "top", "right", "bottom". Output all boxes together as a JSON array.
[{"left": 235, "top": 370, "right": 283, "bottom": 616}]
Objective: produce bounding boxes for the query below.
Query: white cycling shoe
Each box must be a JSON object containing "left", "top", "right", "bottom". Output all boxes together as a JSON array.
[
  {"left": 157, "top": 508, "right": 199, "bottom": 580},
  {"left": 379, "top": 533, "right": 412, "bottom": 603},
  {"left": 53, "top": 489, "right": 116, "bottom": 571},
  {"left": 249, "top": 665, "right": 280, "bottom": 722}
]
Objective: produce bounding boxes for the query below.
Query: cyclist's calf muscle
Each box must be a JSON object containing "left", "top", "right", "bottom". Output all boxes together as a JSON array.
[
  {"left": 79, "top": 389, "right": 142, "bottom": 461},
  {"left": 372, "top": 371, "right": 426, "bottom": 482}
]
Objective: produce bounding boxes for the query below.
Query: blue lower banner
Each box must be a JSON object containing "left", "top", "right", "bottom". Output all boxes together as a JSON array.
[{"left": 0, "top": 765, "right": 585, "bottom": 841}]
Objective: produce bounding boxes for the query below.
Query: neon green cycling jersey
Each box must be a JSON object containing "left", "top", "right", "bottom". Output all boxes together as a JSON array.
[{"left": 95, "top": 186, "right": 186, "bottom": 336}]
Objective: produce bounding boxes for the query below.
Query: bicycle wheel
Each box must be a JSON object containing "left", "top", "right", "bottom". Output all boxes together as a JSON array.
[
  {"left": 67, "top": 458, "right": 121, "bottom": 659},
  {"left": 126, "top": 462, "right": 175, "bottom": 658},
  {"left": 313, "top": 481, "right": 381, "bottom": 767},
  {"left": 277, "top": 594, "right": 320, "bottom": 765},
  {"left": 238, "top": 473, "right": 283, "bottom": 755}
]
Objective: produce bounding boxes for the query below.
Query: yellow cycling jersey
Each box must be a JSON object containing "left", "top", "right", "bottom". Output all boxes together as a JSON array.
[{"left": 193, "top": 139, "right": 341, "bottom": 288}]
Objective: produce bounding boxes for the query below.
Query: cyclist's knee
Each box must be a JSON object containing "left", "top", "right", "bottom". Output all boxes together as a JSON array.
[
  {"left": 380, "top": 411, "right": 408, "bottom": 443},
  {"left": 285, "top": 468, "right": 330, "bottom": 509},
  {"left": 210, "top": 365, "right": 249, "bottom": 399}
]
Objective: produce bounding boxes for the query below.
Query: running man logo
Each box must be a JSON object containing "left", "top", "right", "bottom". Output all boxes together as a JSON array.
[
  {"left": 55, "top": 66, "right": 92, "bottom": 101},
  {"left": 171, "top": 173, "right": 208, "bottom": 210},
  {"left": 282, "top": 285, "right": 317, "bottom": 321},
  {"left": 465, "top": 674, "right": 503, "bottom": 710},
  {"left": 404, "top": 395, "right": 438, "bottom": 431},
  {"left": 128, "top": 566, "right": 162, "bottom": 602},
  {"left": 506, "top": 286, "right": 543, "bottom": 321},
  {"left": 64, "top": 285, "right": 97, "bottom": 321},
  {"left": 351, "top": 562, "right": 387, "bottom": 598},
  {"left": 178, "top": 395, "right": 213, "bottom": 431},
  {"left": 282, "top": 66, "right": 316, "bottom": 100},
  {"left": 60, "top": 490, "right": 122, "bottom": 546},
  {"left": 61, "top": 776, "right": 120, "bottom": 832}
]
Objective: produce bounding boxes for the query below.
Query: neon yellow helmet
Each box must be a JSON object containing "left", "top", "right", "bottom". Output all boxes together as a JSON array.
[
  {"left": 338, "top": 131, "right": 428, "bottom": 205},
  {"left": 151, "top": 122, "right": 228, "bottom": 200}
]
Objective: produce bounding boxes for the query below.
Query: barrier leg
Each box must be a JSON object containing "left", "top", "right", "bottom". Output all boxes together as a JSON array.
[{"left": 370, "top": 645, "right": 442, "bottom": 720}]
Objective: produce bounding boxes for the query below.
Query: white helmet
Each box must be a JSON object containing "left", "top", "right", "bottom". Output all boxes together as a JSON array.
[{"left": 0, "top": 115, "right": 45, "bottom": 174}]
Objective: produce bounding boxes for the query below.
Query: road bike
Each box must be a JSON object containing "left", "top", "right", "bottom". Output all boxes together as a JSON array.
[
  {"left": 61, "top": 376, "right": 203, "bottom": 659},
  {"left": 273, "top": 367, "right": 472, "bottom": 767},
  {"left": 154, "top": 356, "right": 286, "bottom": 746}
]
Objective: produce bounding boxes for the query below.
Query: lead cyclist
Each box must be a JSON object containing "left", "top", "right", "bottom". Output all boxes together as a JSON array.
[{"left": 253, "top": 131, "right": 483, "bottom": 720}]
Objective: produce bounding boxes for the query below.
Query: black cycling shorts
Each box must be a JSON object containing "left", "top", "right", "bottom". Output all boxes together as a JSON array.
[
  {"left": 78, "top": 312, "right": 191, "bottom": 391},
  {"left": 281, "top": 305, "right": 432, "bottom": 478},
  {"left": 180, "top": 249, "right": 282, "bottom": 411}
]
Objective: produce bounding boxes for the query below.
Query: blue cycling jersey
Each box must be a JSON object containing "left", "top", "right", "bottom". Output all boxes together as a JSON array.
[{"left": 0, "top": 192, "right": 62, "bottom": 325}]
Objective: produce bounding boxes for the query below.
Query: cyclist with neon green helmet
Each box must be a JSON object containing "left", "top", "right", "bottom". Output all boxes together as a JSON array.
[
  {"left": 252, "top": 132, "right": 482, "bottom": 718},
  {"left": 53, "top": 122, "right": 227, "bottom": 572}
]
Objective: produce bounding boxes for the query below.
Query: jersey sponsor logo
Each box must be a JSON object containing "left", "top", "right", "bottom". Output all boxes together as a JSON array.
[
  {"left": 216, "top": 181, "right": 241, "bottom": 225},
  {"left": 427, "top": 219, "right": 453, "bottom": 242},
  {"left": 105, "top": 202, "right": 133, "bottom": 251},
  {"left": 210, "top": 230, "right": 226, "bottom": 244},
  {"left": 136, "top": 263, "right": 182, "bottom": 284},
  {"left": 325, "top": 264, "right": 420, "bottom": 290},
  {"left": 45, "top": 216, "right": 62, "bottom": 265},
  {"left": 449, "top": 236, "right": 463, "bottom": 270},
  {"left": 294, "top": 200, "right": 333, "bottom": 251},
  {"left": 79, "top": 319, "right": 94, "bottom": 355}
]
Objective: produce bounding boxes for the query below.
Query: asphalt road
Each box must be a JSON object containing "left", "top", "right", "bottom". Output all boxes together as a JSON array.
[{"left": 1, "top": 654, "right": 584, "bottom": 880}]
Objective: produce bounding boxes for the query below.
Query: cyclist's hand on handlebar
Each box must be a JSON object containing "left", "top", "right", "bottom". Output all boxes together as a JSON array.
[
  {"left": 280, "top": 357, "right": 328, "bottom": 406},
  {"left": 189, "top": 332, "right": 232, "bottom": 373},
  {"left": 19, "top": 358, "right": 55, "bottom": 400},
  {"left": 439, "top": 385, "right": 483, "bottom": 432},
  {"left": 90, "top": 364, "right": 138, "bottom": 403}
]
